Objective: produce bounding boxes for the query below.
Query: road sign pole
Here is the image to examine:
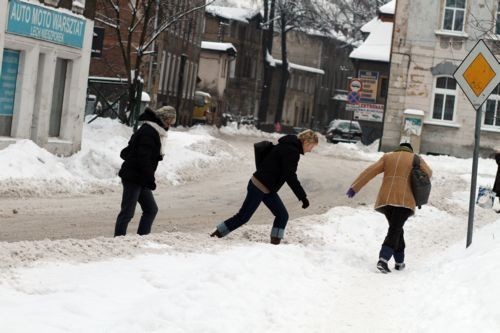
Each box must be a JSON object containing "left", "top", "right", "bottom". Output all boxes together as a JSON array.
[
  {"left": 453, "top": 39, "right": 500, "bottom": 248},
  {"left": 466, "top": 107, "right": 483, "bottom": 247}
]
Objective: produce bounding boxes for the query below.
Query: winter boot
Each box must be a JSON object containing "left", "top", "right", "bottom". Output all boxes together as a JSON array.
[
  {"left": 270, "top": 237, "right": 281, "bottom": 245},
  {"left": 394, "top": 262, "right": 406, "bottom": 271},
  {"left": 377, "top": 260, "right": 391, "bottom": 274},
  {"left": 210, "top": 229, "right": 222, "bottom": 238}
]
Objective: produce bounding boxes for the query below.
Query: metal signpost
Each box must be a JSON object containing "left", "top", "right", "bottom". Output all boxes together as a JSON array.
[{"left": 453, "top": 39, "right": 500, "bottom": 248}]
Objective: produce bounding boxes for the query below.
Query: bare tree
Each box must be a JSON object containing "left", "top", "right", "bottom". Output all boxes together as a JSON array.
[
  {"left": 95, "top": 0, "right": 214, "bottom": 126},
  {"left": 257, "top": 0, "right": 276, "bottom": 128},
  {"left": 321, "top": 0, "right": 386, "bottom": 42},
  {"left": 273, "top": 0, "right": 319, "bottom": 126}
]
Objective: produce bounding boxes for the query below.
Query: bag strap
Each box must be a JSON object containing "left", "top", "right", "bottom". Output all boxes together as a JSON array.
[{"left": 413, "top": 154, "right": 420, "bottom": 168}]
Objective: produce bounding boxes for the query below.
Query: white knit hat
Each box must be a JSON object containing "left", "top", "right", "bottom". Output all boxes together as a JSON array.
[{"left": 155, "top": 106, "right": 177, "bottom": 125}]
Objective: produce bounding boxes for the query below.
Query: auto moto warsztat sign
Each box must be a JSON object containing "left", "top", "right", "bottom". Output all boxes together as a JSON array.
[{"left": 7, "top": 0, "right": 86, "bottom": 49}]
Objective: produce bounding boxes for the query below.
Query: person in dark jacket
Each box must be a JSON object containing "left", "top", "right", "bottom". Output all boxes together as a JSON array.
[
  {"left": 114, "top": 106, "right": 177, "bottom": 237},
  {"left": 210, "top": 129, "right": 319, "bottom": 244},
  {"left": 493, "top": 151, "right": 500, "bottom": 209}
]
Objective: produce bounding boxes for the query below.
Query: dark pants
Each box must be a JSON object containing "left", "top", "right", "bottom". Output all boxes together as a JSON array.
[
  {"left": 216, "top": 180, "right": 289, "bottom": 239},
  {"left": 379, "top": 206, "right": 413, "bottom": 263},
  {"left": 115, "top": 180, "right": 158, "bottom": 237}
]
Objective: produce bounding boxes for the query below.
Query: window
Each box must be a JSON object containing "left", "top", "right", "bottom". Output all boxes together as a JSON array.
[
  {"left": 380, "top": 77, "right": 389, "bottom": 98},
  {"left": 221, "top": 58, "right": 227, "bottom": 78},
  {"left": 442, "top": 0, "right": 466, "bottom": 32},
  {"left": 483, "top": 85, "right": 500, "bottom": 127},
  {"left": 229, "top": 59, "right": 236, "bottom": 78},
  {"left": 0, "top": 49, "right": 20, "bottom": 136},
  {"left": 49, "top": 58, "right": 68, "bottom": 137},
  {"left": 432, "top": 77, "right": 457, "bottom": 121},
  {"left": 496, "top": 1, "right": 500, "bottom": 35}
]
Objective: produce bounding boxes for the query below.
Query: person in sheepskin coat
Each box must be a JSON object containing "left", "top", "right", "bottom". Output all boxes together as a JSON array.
[
  {"left": 346, "top": 142, "right": 432, "bottom": 273},
  {"left": 114, "top": 106, "right": 176, "bottom": 237},
  {"left": 492, "top": 151, "right": 500, "bottom": 208},
  {"left": 210, "top": 130, "right": 319, "bottom": 245}
]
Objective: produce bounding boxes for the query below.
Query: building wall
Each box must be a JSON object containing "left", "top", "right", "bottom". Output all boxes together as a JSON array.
[
  {"left": 383, "top": 0, "right": 500, "bottom": 157},
  {"left": 203, "top": 12, "right": 262, "bottom": 117},
  {"left": 267, "top": 66, "right": 320, "bottom": 130},
  {"left": 198, "top": 50, "right": 229, "bottom": 98},
  {"left": 151, "top": 1, "right": 204, "bottom": 126},
  {"left": 0, "top": 0, "right": 95, "bottom": 156},
  {"left": 90, "top": 1, "right": 203, "bottom": 126},
  {"left": 314, "top": 36, "right": 353, "bottom": 131},
  {"left": 272, "top": 30, "right": 355, "bottom": 132},
  {"left": 272, "top": 31, "right": 322, "bottom": 69}
]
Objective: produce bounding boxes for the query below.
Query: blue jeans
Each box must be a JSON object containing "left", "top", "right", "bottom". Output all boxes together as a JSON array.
[
  {"left": 115, "top": 180, "right": 158, "bottom": 236},
  {"left": 216, "top": 180, "right": 289, "bottom": 239}
]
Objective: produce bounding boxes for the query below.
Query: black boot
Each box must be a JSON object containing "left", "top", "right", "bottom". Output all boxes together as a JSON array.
[
  {"left": 377, "top": 260, "right": 391, "bottom": 273},
  {"left": 210, "top": 229, "right": 222, "bottom": 238},
  {"left": 270, "top": 237, "right": 281, "bottom": 245},
  {"left": 394, "top": 262, "right": 406, "bottom": 271}
]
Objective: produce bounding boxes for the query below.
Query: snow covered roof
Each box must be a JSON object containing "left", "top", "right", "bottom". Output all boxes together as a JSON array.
[
  {"left": 206, "top": 6, "right": 261, "bottom": 24},
  {"left": 361, "top": 17, "right": 378, "bottom": 34},
  {"left": 201, "top": 41, "right": 237, "bottom": 54},
  {"left": 141, "top": 92, "right": 150, "bottom": 103},
  {"left": 379, "top": 0, "right": 396, "bottom": 15},
  {"left": 349, "top": 20, "right": 393, "bottom": 62},
  {"left": 270, "top": 57, "right": 325, "bottom": 75}
]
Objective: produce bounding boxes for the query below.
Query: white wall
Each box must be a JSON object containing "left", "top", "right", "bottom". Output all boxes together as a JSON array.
[{"left": 0, "top": 1, "right": 94, "bottom": 156}]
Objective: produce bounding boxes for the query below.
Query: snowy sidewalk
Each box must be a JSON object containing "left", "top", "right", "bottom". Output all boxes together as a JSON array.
[{"left": 0, "top": 205, "right": 499, "bottom": 332}]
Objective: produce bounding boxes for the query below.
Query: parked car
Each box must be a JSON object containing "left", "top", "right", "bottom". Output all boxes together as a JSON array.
[
  {"left": 239, "top": 115, "right": 257, "bottom": 126},
  {"left": 325, "top": 119, "right": 362, "bottom": 144}
]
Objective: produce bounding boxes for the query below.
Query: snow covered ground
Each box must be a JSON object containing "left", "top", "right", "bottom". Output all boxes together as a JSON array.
[{"left": 0, "top": 118, "right": 499, "bottom": 332}]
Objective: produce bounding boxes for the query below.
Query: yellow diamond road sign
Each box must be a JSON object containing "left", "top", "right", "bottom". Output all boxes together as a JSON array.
[{"left": 454, "top": 39, "right": 500, "bottom": 110}]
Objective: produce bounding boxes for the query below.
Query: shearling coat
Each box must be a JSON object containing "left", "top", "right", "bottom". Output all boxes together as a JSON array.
[
  {"left": 350, "top": 150, "right": 432, "bottom": 213},
  {"left": 493, "top": 152, "right": 500, "bottom": 197}
]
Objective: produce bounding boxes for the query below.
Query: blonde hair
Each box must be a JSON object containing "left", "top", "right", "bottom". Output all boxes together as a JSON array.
[{"left": 298, "top": 129, "right": 319, "bottom": 144}]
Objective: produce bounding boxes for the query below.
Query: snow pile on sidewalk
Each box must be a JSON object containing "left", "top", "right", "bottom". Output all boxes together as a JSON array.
[
  {"left": 0, "top": 118, "right": 239, "bottom": 196},
  {"left": 0, "top": 205, "right": 499, "bottom": 332}
]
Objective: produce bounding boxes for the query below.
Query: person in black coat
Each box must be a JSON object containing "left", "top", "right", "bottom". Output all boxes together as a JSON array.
[
  {"left": 493, "top": 151, "right": 500, "bottom": 206},
  {"left": 211, "top": 129, "right": 319, "bottom": 244},
  {"left": 114, "top": 106, "right": 176, "bottom": 237}
]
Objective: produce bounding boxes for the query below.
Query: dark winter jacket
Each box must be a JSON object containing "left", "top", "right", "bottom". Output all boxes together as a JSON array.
[
  {"left": 253, "top": 135, "right": 307, "bottom": 201},
  {"left": 118, "top": 109, "right": 165, "bottom": 190},
  {"left": 493, "top": 152, "right": 500, "bottom": 197}
]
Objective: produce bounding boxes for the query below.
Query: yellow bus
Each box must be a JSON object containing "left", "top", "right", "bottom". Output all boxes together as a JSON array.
[{"left": 192, "top": 91, "right": 213, "bottom": 124}]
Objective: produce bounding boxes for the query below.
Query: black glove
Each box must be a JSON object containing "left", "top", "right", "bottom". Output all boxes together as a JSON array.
[{"left": 301, "top": 198, "right": 309, "bottom": 209}]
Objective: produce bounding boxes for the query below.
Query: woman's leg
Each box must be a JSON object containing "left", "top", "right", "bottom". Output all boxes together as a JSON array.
[
  {"left": 262, "top": 193, "right": 289, "bottom": 241},
  {"left": 380, "top": 206, "right": 412, "bottom": 263},
  {"left": 114, "top": 181, "right": 142, "bottom": 237},
  {"left": 215, "top": 181, "right": 264, "bottom": 237},
  {"left": 137, "top": 187, "right": 159, "bottom": 236}
]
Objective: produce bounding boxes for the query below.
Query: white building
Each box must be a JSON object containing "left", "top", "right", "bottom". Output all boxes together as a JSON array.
[
  {"left": 382, "top": 0, "right": 500, "bottom": 157},
  {"left": 0, "top": 0, "right": 95, "bottom": 156}
]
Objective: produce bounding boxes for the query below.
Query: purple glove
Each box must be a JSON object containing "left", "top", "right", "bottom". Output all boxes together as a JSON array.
[{"left": 346, "top": 188, "right": 356, "bottom": 198}]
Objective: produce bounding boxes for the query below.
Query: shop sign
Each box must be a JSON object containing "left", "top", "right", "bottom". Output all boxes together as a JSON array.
[
  {"left": 7, "top": 0, "right": 86, "bottom": 49},
  {"left": 0, "top": 50, "right": 20, "bottom": 116},
  {"left": 358, "top": 70, "right": 379, "bottom": 103},
  {"left": 346, "top": 103, "right": 384, "bottom": 122}
]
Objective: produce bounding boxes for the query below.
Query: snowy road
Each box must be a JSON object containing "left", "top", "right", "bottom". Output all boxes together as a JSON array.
[{"left": 0, "top": 133, "right": 379, "bottom": 242}]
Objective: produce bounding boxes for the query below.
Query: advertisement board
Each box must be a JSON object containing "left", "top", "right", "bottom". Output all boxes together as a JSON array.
[
  {"left": 346, "top": 103, "right": 384, "bottom": 122},
  {"left": 358, "top": 70, "right": 379, "bottom": 103}
]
